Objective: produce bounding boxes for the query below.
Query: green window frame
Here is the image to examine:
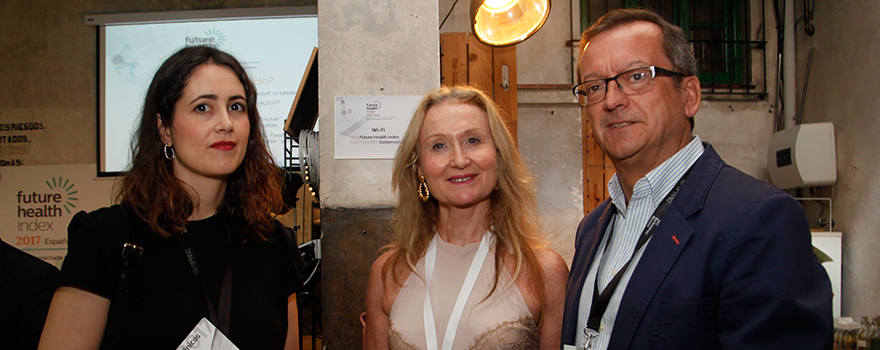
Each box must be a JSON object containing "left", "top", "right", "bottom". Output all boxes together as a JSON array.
[{"left": 581, "top": 0, "right": 752, "bottom": 89}]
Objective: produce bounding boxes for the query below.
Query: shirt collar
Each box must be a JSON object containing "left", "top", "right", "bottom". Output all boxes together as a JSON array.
[{"left": 608, "top": 135, "right": 705, "bottom": 213}]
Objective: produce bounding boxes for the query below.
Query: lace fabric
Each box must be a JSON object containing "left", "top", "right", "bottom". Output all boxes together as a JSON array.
[{"left": 389, "top": 317, "right": 538, "bottom": 350}]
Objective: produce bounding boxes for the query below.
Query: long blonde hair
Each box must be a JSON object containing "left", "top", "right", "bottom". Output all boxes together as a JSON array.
[{"left": 385, "top": 85, "right": 546, "bottom": 305}]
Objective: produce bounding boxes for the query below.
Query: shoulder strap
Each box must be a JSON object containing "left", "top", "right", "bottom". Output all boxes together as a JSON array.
[
  {"left": 276, "top": 221, "right": 307, "bottom": 291},
  {"left": 101, "top": 205, "right": 144, "bottom": 350},
  {"left": 277, "top": 221, "right": 306, "bottom": 271}
]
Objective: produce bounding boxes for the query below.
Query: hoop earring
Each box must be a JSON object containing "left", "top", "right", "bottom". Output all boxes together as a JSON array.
[
  {"left": 418, "top": 175, "right": 430, "bottom": 202},
  {"left": 163, "top": 144, "right": 175, "bottom": 160}
]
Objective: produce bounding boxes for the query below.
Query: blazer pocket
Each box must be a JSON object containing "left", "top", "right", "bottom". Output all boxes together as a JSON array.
[{"left": 653, "top": 300, "right": 719, "bottom": 349}]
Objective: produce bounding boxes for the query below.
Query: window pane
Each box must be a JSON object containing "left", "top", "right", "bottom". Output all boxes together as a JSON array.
[{"left": 580, "top": 0, "right": 764, "bottom": 96}]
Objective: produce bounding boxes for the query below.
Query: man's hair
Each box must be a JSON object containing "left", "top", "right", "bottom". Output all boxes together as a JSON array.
[{"left": 579, "top": 8, "right": 697, "bottom": 81}]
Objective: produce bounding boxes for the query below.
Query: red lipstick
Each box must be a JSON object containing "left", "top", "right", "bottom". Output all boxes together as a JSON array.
[{"left": 211, "top": 141, "right": 236, "bottom": 151}]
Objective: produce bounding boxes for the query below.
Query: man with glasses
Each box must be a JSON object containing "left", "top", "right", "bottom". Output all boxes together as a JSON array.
[{"left": 561, "top": 8, "right": 832, "bottom": 350}]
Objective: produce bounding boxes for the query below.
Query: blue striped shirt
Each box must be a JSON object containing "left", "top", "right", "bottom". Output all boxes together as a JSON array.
[{"left": 575, "top": 136, "right": 704, "bottom": 350}]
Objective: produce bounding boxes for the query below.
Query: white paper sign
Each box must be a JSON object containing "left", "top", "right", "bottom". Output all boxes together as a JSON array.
[
  {"left": 334, "top": 95, "right": 421, "bottom": 159},
  {"left": 177, "top": 318, "right": 239, "bottom": 350}
]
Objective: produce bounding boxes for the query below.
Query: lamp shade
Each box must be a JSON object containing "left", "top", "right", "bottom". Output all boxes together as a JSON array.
[{"left": 471, "top": 0, "right": 550, "bottom": 47}]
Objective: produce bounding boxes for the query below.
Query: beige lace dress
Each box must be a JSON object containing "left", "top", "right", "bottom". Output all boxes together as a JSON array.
[{"left": 388, "top": 236, "right": 539, "bottom": 350}]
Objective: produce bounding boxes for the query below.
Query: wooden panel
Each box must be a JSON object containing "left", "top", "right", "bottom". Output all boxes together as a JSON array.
[
  {"left": 603, "top": 161, "right": 615, "bottom": 199},
  {"left": 467, "top": 34, "right": 494, "bottom": 96},
  {"left": 493, "top": 45, "right": 517, "bottom": 144},
  {"left": 440, "top": 33, "right": 468, "bottom": 86},
  {"left": 583, "top": 116, "right": 614, "bottom": 214}
]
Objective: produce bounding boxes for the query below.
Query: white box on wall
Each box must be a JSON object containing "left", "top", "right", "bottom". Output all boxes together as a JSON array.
[{"left": 768, "top": 122, "right": 837, "bottom": 189}]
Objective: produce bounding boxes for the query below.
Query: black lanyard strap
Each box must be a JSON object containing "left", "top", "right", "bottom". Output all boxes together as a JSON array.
[
  {"left": 586, "top": 166, "right": 692, "bottom": 332},
  {"left": 178, "top": 229, "right": 233, "bottom": 336}
]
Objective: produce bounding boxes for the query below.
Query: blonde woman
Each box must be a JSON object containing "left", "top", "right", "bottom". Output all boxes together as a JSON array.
[{"left": 365, "top": 86, "right": 568, "bottom": 350}]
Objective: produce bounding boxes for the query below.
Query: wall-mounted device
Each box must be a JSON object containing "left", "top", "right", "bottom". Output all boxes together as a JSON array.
[{"left": 767, "top": 122, "right": 837, "bottom": 189}]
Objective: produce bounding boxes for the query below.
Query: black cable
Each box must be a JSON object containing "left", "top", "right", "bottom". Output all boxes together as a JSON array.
[
  {"left": 797, "top": 47, "right": 812, "bottom": 125},
  {"left": 440, "top": 0, "right": 461, "bottom": 30}
]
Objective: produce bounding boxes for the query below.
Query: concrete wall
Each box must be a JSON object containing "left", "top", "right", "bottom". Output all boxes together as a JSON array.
[
  {"left": 317, "top": 0, "right": 439, "bottom": 347},
  {"left": 795, "top": 0, "right": 880, "bottom": 318}
]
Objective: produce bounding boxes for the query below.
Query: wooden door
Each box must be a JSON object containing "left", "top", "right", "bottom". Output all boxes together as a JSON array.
[{"left": 440, "top": 33, "right": 517, "bottom": 143}]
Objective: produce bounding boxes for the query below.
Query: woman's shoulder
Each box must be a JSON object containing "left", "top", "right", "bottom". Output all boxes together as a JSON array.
[
  {"left": 370, "top": 249, "right": 397, "bottom": 276},
  {"left": 69, "top": 205, "right": 130, "bottom": 236},
  {"left": 531, "top": 246, "right": 569, "bottom": 280},
  {"left": 266, "top": 218, "right": 306, "bottom": 269},
  {"left": 60, "top": 205, "right": 133, "bottom": 298},
  {"left": 370, "top": 248, "right": 414, "bottom": 286}
]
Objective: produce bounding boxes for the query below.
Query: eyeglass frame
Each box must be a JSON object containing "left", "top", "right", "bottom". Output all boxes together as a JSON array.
[{"left": 572, "top": 66, "right": 687, "bottom": 107}]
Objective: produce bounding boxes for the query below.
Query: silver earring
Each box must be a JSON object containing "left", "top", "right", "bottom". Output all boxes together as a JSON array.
[{"left": 163, "top": 144, "right": 175, "bottom": 160}]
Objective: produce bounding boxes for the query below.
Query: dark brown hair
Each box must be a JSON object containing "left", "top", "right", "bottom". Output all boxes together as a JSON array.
[
  {"left": 116, "top": 46, "right": 284, "bottom": 240},
  {"left": 578, "top": 8, "right": 697, "bottom": 82}
]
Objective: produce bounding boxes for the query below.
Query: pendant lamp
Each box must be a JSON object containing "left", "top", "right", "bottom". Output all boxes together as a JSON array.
[{"left": 470, "top": 0, "right": 551, "bottom": 47}]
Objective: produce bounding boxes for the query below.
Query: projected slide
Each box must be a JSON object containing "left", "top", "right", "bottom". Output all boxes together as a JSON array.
[{"left": 101, "top": 16, "right": 317, "bottom": 173}]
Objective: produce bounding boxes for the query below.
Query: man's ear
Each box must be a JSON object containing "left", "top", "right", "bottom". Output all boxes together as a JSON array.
[
  {"left": 157, "top": 114, "right": 172, "bottom": 145},
  {"left": 683, "top": 76, "right": 702, "bottom": 118}
]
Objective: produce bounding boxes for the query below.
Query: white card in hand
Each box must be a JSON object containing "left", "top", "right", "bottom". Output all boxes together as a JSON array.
[{"left": 177, "top": 317, "right": 240, "bottom": 350}]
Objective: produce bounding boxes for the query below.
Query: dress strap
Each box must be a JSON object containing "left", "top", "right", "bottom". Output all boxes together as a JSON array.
[{"left": 423, "top": 231, "right": 494, "bottom": 350}]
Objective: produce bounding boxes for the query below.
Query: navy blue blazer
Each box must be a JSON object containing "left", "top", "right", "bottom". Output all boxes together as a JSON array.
[{"left": 562, "top": 144, "right": 832, "bottom": 350}]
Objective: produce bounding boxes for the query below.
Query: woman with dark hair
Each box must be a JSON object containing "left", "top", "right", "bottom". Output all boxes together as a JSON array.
[
  {"left": 364, "top": 86, "right": 568, "bottom": 350},
  {"left": 39, "top": 46, "right": 303, "bottom": 350}
]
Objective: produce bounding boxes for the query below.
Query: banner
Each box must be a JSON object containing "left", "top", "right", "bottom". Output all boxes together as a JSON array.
[{"left": 0, "top": 164, "right": 115, "bottom": 268}]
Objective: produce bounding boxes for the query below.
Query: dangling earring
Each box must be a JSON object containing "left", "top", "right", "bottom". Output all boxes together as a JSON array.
[
  {"left": 163, "top": 144, "right": 175, "bottom": 160},
  {"left": 418, "top": 175, "right": 430, "bottom": 202},
  {"left": 494, "top": 184, "right": 499, "bottom": 191}
]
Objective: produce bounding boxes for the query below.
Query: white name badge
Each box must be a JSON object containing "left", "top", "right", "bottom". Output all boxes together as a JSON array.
[{"left": 176, "top": 317, "right": 240, "bottom": 350}]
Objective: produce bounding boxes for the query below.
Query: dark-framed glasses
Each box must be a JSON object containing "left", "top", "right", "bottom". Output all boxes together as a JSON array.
[{"left": 572, "top": 66, "right": 686, "bottom": 106}]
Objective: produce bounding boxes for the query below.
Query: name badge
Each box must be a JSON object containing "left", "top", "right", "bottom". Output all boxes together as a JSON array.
[{"left": 176, "top": 317, "right": 239, "bottom": 350}]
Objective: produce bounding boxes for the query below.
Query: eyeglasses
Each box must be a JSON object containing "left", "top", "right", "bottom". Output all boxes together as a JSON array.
[{"left": 572, "top": 66, "right": 686, "bottom": 106}]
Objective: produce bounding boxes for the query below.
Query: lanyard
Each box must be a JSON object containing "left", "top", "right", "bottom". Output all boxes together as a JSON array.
[
  {"left": 178, "top": 228, "right": 233, "bottom": 336},
  {"left": 583, "top": 166, "right": 692, "bottom": 349},
  {"left": 423, "top": 231, "right": 493, "bottom": 350}
]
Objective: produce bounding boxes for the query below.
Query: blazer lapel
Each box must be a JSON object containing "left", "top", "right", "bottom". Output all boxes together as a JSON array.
[{"left": 608, "top": 206, "right": 694, "bottom": 349}]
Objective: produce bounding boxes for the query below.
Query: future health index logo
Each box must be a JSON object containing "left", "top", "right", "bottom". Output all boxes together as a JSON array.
[
  {"left": 16, "top": 177, "right": 79, "bottom": 232},
  {"left": 185, "top": 29, "right": 226, "bottom": 48}
]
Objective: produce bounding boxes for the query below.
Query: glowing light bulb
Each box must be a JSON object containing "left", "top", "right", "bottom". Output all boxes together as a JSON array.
[{"left": 482, "top": 0, "right": 517, "bottom": 13}]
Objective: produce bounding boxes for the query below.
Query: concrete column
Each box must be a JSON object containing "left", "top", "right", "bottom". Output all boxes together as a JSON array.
[{"left": 317, "top": 0, "right": 440, "bottom": 348}]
